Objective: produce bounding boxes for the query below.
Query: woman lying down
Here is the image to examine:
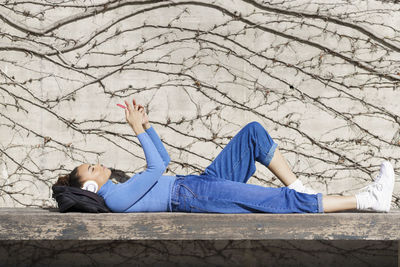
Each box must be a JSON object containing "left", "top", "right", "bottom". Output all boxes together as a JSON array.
[{"left": 53, "top": 98, "right": 395, "bottom": 214}]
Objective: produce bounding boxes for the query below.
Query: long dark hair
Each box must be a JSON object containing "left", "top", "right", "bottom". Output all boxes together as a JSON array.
[
  {"left": 53, "top": 166, "right": 131, "bottom": 188},
  {"left": 108, "top": 167, "right": 131, "bottom": 183}
]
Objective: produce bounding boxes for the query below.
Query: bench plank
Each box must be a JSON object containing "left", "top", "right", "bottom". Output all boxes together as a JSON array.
[{"left": 0, "top": 208, "right": 399, "bottom": 240}]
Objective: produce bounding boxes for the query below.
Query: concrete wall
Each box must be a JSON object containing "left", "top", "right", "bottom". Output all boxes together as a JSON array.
[
  {"left": 1, "top": 0, "right": 399, "bottom": 265},
  {"left": 1, "top": 0, "right": 399, "bottom": 209}
]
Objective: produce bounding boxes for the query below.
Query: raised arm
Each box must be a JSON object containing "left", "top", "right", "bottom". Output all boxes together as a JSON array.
[
  {"left": 144, "top": 124, "right": 171, "bottom": 168},
  {"left": 134, "top": 99, "right": 171, "bottom": 168},
  {"left": 104, "top": 99, "right": 166, "bottom": 212}
]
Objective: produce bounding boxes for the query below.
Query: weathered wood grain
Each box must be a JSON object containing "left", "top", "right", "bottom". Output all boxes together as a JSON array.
[{"left": 0, "top": 208, "right": 399, "bottom": 240}]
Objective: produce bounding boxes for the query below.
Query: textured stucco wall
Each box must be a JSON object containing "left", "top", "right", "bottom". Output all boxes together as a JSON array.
[
  {"left": 0, "top": 0, "right": 399, "bottom": 208},
  {"left": 1, "top": 0, "right": 399, "bottom": 265}
]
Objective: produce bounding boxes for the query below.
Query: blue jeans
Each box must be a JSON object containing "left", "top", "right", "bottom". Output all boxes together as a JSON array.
[{"left": 170, "top": 121, "right": 324, "bottom": 213}]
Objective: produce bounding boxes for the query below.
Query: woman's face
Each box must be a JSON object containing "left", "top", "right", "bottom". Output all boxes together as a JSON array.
[{"left": 77, "top": 163, "right": 111, "bottom": 186}]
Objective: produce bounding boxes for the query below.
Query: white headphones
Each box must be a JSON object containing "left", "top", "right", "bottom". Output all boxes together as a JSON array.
[{"left": 82, "top": 180, "right": 99, "bottom": 193}]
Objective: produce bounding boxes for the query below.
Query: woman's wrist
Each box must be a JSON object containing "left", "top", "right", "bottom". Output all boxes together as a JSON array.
[
  {"left": 134, "top": 127, "right": 145, "bottom": 136},
  {"left": 143, "top": 122, "right": 151, "bottom": 130},
  {"left": 130, "top": 123, "right": 145, "bottom": 135}
]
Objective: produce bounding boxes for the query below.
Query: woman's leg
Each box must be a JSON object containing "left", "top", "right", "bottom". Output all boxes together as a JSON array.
[
  {"left": 267, "top": 148, "right": 297, "bottom": 186},
  {"left": 322, "top": 195, "right": 357, "bottom": 212},
  {"left": 315, "top": 160, "right": 395, "bottom": 213},
  {"left": 172, "top": 179, "right": 377, "bottom": 213},
  {"left": 172, "top": 161, "right": 394, "bottom": 213},
  {"left": 268, "top": 146, "right": 316, "bottom": 194},
  {"left": 201, "top": 121, "right": 277, "bottom": 183},
  {"left": 172, "top": 175, "right": 324, "bottom": 213},
  {"left": 201, "top": 121, "right": 311, "bottom": 192}
]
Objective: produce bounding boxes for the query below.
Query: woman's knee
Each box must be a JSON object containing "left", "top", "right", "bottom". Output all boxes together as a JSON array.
[{"left": 245, "top": 121, "right": 265, "bottom": 132}]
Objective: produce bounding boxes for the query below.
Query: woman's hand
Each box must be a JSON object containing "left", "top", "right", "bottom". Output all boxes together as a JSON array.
[
  {"left": 138, "top": 104, "right": 149, "bottom": 126},
  {"left": 124, "top": 99, "right": 145, "bottom": 135},
  {"left": 132, "top": 97, "right": 150, "bottom": 128}
]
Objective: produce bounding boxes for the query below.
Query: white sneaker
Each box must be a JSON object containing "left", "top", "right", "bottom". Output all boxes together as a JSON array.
[{"left": 355, "top": 161, "right": 395, "bottom": 212}]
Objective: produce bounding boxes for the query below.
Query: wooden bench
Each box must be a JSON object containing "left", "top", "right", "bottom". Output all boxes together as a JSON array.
[
  {"left": 1, "top": 207, "right": 399, "bottom": 240},
  {"left": 1, "top": 208, "right": 399, "bottom": 264}
]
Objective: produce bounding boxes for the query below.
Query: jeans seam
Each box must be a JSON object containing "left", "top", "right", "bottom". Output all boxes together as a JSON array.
[
  {"left": 182, "top": 192, "right": 193, "bottom": 211},
  {"left": 183, "top": 184, "right": 319, "bottom": 213},
  {"left": 201, "top": 194, "right": 288, "bottom": 211},
  {"left": 191, "top": 197, "right": 294, "bottom": 212},
  {"left": 181, "top": 184, "right": 197, "bottom": 198}
]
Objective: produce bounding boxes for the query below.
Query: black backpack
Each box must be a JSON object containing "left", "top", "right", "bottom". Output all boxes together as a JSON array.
[{"left": 52, "top": 185, "right": 112, "bottom": 213}]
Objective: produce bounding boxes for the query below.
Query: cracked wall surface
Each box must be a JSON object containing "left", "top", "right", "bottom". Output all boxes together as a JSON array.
[{"left": 1, "top": 0, "right": 399, "bottom": 209}]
